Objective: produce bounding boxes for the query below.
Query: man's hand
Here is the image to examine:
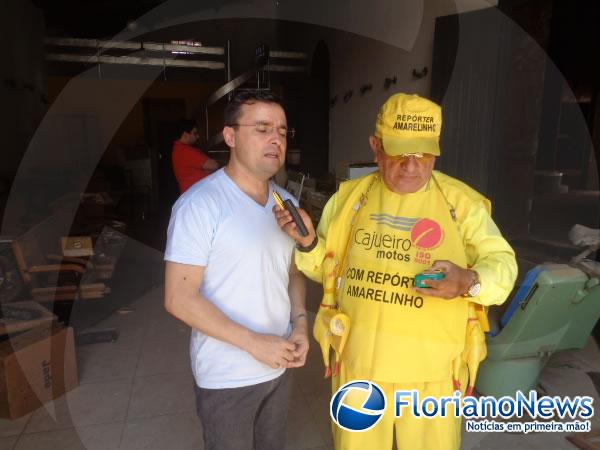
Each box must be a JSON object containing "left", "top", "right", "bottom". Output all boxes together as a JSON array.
[
  {"left": 273, "top": 205, "right": 316, "bottom": 248},
  {"left": 246, "top": 333, "right": 297, "bottom": 369},
  {"left": 414, "top": 260, "right": 475, "bottom": 299},
  {"left": 286, "top": 317, "right": 309, "bottom": 368}
]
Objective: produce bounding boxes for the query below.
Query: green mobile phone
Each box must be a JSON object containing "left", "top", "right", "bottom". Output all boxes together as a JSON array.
[{"left": 415, "top": 271, "right": 445, "bottom": 288}]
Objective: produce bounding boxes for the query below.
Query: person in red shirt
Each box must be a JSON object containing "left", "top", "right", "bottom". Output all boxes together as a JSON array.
[{"left": 172, "top": 119, "right": 219, "bottom": 193}]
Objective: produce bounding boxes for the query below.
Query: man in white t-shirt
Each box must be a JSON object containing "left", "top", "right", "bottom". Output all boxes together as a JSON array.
[{"left": 164, "top": 91, "right": 308, "bottom": 450}]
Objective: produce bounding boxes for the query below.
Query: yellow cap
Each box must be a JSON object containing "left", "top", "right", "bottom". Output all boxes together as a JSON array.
[{"left": 374, "top": 93, "right": 442, "bottom": 156}]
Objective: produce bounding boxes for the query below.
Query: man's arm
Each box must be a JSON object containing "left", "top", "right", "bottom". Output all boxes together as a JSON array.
[
  {"left": 164, "top": 261, "right": 296, "bottom": 368},
  {"left": 462, "top": 205, "right": 518, "bottom": 306},
  {"left": 189, "top": 147, "right": 218, "bottom": 173},
  {"left": 414, "top": 202, "right": 517, "bottom": 304},
  {"left": 202, "top": 158, "right": 219, "bottom": 173},
  {"left": 286, "top": 259, "right": 309, "bottom": 368}
]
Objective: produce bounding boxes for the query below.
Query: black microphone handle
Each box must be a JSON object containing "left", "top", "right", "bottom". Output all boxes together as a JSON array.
[{"left": 284, "top": 199, "right": 309, "bottom": 237}]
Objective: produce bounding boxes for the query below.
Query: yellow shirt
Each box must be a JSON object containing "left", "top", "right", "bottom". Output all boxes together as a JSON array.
[
  {"left": 297, "top": 171, "right": 517, "bottom": 307},
  {"left": 296, "top": 171, "right": 517, "bottom": 382}
]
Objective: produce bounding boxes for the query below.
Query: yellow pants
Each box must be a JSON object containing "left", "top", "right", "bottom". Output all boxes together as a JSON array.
[{"left": 332, "top": 365, "right": 463, "bottom": 450}]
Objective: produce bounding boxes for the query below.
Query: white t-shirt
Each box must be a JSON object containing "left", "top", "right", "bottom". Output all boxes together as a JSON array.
[{"left": 164, "top": 168, "right": 297, "bottom": 389}]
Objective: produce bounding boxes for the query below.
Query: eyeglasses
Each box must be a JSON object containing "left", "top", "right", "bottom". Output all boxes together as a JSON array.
[
  {"left": 229, "top": 123, "right": 295, "bottom": 139},
  {"left": 381, "top": 151, "right": 435, "bottom": 164}
]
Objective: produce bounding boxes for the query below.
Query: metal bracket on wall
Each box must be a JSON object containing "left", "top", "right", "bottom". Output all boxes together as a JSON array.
[
  {"left": 412, "top": 67, "right": 428, "bottom": 79},
  {"left": 384, "top": 76, "right": 397, "bottom": 89}
]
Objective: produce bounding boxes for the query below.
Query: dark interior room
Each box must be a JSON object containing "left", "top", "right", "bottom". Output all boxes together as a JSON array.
[{"left": 1, "top": 1, "right": 599, "bottom": 449}]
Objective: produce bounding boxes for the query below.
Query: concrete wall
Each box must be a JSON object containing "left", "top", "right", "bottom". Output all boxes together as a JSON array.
[
  {"left": 0, "top": 0, "right": 46, "bottom": 230},
  {"left": 1, "top": 0, "right": 499, "bottom": 207},
  {"left": 0, "top": 0, "right": 46, "bottom": 180},
  {"left": 47, "top": 77, "right": 220, "bottom": 164},
  {"left": 105, "top": 0, "right": 497, "bottom": 174},
  {"left": 320, "top": 0, "right": 498, "bottom": 174}
]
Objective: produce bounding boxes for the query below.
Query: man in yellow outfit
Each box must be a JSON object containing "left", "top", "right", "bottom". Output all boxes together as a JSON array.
[{"left": 275, "top": 93, "right": 518, "bottom": 450}]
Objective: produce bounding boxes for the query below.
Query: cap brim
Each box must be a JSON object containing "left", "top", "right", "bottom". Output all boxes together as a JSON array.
[{"left": 380, "top": 135, "right": 440, "bottom": 156}]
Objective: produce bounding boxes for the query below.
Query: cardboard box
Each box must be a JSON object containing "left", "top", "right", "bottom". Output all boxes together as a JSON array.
[
  {"left": 60, "top": 236, "right": 94, "bottom": 257},
  {"left": 0, "top": 324, "right": 78, "bottom": 419}
]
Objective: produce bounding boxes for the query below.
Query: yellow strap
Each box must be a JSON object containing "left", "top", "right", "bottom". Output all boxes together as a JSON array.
[
  {"left": 333, "top": 175, "right": 380, "bottom": 304},
  {"left": 474, "top": 304, "right": 490, "bottom": 332},
  {"left": 320, "top": 303, "right": 338, "bottom": 309}
]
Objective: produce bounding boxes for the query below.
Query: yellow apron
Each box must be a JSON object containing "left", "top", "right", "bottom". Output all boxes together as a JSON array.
[
  {"left": 304, "top": 173, "right": 494, "bottom": 450},
  {"left": 337, "top": 177, "right": 469, "bottom": 383}
]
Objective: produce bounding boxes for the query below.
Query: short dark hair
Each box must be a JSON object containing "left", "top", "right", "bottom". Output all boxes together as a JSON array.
[
  {"left": 224, "top": 90, "right": 285, "bottom": 126},
  {"left": 174, "top": 118, "right": 197, "bottom": 138}
]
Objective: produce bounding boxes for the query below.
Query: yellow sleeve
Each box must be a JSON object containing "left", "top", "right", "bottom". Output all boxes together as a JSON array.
[
  {"left": 463, "top": 201, "right": 518, "bottom": 306},
  {"left": 294, "top": 193, "right": 338, "bottom": 283}
]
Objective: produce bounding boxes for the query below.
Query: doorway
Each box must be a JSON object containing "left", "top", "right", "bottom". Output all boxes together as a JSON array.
[{"left": 142, "top": 98, "right": 186, "bottom": 213}]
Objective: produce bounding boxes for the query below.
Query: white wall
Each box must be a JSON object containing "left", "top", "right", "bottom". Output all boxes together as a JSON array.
[
  {"left": 319, "top": 0, "right": 498, "bottom": 174},
  {"left": 115, "top": 0, "right": 497, "bottom": 175}
]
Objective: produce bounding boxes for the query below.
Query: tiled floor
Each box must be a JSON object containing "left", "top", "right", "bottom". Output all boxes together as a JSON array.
[
  {"left": 1, "top": 280, "right": 597, "bottom": 449},
  {"left": 0, "top": 283, "right": 333, "bottom": 450}
]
